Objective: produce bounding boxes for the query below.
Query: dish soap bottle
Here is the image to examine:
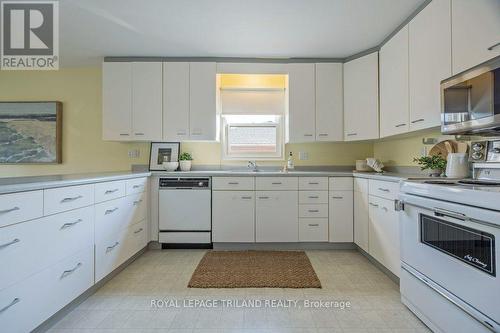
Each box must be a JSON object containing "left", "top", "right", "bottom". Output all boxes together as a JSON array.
[{"left": 287, "top": 152, "right": 295, "bottom": 170}]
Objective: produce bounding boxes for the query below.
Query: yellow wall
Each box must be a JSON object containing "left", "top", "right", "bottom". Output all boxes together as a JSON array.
[
  {"left": 0, "top": 68, "right": 149, "bottom": 178},
  {"left": 220, "top": 74, "right": 286, "bottom": 89}
]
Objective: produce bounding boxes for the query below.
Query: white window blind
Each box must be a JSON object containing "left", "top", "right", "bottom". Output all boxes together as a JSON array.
[{"left": 220, "top": 89, "right": 285, "bottom": 115}]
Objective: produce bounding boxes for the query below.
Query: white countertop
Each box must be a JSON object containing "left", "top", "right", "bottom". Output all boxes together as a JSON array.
[{"left": 0, "top": 171, "right": 151, "bottom": 194}]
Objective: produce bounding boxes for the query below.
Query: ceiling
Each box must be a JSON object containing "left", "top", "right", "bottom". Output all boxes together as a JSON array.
[{"left": 59, "top": 0, "right": 427, "bottom": 67}]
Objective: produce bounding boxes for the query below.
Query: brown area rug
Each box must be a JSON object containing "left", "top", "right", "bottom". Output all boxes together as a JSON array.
[{"left": 188, "top": 251, "right": 321, "bottom": 288}]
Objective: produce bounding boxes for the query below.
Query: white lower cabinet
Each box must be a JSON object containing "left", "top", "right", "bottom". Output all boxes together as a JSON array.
[
  {"left": 299, "top": 218, "right": 328, "bottom": 242},
  {"left": 368, "top": 195, "right": 400, "bottom": 277},
  {"left": 329, "top": 190, "right": 353, "bottom": 242},
  {"left": 0, "top": 246, "right": 94, "bottom": 333},
  {"left": 256, "top": 191, "right": 298, "bottom": 242},
  {"left": 212, "top": 191, "right": 255, "bottom": 242},
  {"left": 353, "top": 178, "right": 369, "bottom": 252}
]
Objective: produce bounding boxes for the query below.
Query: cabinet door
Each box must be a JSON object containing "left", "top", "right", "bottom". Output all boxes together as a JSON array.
[
  {"left": 368, "top": 196, "right": 400, "bottom": 276},
  {"left": 131, "top": 62, "right": 163, "bottom": 140},
  {"left": 452, "top": 0, "right": 500, "bottom": 74},
  {"left": 409, "top": 0, "right": 451, "bottom": 131},
  {"left": 315, "top": 63, "right": 343, "bottom": 141},
  {"left": 288, "top": 63, "right": 316, "bottom": 142},
  {"left": 212, "top": 191, "right": 255, "bottom": 242},
  {"left": 102, "top": 62, "right": 132, "bottom": 140},
  {"left": 344, "top": 52, "right": 379, "bottom": 141},
  {"left": 189, "top": 62, "right": 217, "bottom": 140},
  {"left": 329, "top": 191, "right": 353, "bottom": 242},
  {"left": 163, "top": 62, "right": 190, "bottom": 141},
  {"left": 256, "top": 191, "right": 298, "bottom": 242},
  {"left": 380, "top": 26, "right": 409, "bottom": 137},
  {"left": 354, "top": 190, "right": 369, "bottom": 252}
]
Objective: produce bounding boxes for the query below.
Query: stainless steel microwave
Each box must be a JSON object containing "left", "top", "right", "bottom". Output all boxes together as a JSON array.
[{"left": 441, "top": 56, "right": 500, "bottom": 135}]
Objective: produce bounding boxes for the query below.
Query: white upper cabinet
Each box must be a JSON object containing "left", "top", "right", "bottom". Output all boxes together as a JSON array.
[
  {"left": 163, "top": 62, "right": 190, "bottom": 141},
  {"left": 102, "top": 62, "right": 162, "bottom": 141},
  {"left": 343, "top": 52, "right": 379, "bottom": 141},
  {"left": 189, "top": 62, "right": 217, "bottom": 141},
  {"left": 315, "top": 63, "right": 344, "bottom": 141},
  {"left": 452, "top": 0, "right": 500, "bottom": 74},
  {"left": 380, "top": 26, "right": 409, "bottom": 138},
  {"left": 288, "top": 63, "right": 316, "bottom": 142},
  {"left": 409, "top": 0, "right": 451, "bottom": 131},
  {"left": 102, "top": 62, "right": 132, "bottom": 140},
  {"left": 131, "top": 62, "right": 163, "bottom": 141}
]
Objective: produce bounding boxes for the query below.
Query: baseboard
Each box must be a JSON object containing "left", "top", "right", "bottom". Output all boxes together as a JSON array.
[
  {"left": 33, "top": 246, "right": 148, "bottom": 333},
  {"left": 356, "top": 245, "right": 400, "bottom": 284},
  {"left": 213, "top": 242, "right": 356, "bottom": 250}
]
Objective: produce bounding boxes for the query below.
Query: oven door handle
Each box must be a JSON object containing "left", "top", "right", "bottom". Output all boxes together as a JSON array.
[
  {"left": 433, "top": 207, "right": 468, "bottom": 221},
  {"left": 402, "top": 263, "right": 500, "bottom": 333}
]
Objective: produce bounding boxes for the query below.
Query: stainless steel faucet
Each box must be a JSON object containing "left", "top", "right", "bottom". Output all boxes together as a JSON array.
[{"left": 248, "top": 160, "right": 258, "bottom": 172}]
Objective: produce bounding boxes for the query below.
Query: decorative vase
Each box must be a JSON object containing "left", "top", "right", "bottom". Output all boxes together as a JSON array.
[{"left": 179, "top": 160, "right": 192, "bottom": 171}]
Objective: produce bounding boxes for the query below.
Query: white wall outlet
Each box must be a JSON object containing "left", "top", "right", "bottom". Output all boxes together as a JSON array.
[
  {"left": 420, "top": 146, "right": 428, "bottom": 157},
  {"left": 128, "top": 149, "right": 140, "bottom": 158},
  {"left": 299, "top": 151, "right": 309, "bottom": 160}
]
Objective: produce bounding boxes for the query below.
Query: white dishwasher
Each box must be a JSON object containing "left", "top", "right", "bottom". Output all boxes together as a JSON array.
[{"left": 158, "top": 177, "right": 212, "bottom": 248}]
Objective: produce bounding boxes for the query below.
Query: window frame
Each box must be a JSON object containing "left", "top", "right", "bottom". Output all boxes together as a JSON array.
[{"left": 221, "top": 115, "right": 285, "bottom": 161}]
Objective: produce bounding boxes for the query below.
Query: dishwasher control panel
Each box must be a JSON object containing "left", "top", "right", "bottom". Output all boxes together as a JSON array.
[{"left": 159, "top": 177, "right": 211, "bottom": 189}]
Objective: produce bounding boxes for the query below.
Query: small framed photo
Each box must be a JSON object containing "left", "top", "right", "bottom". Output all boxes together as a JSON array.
[{"left": 149, "top": 142, "right": 180, "bottom": 171}]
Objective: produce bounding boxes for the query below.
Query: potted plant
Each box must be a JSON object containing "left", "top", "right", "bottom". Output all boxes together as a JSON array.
[
  {"left": 413, "top": 155, "right": 447, "bottom": 177},
  {"left": 179, "top": 152, "right": 193, "bottom": 171}
]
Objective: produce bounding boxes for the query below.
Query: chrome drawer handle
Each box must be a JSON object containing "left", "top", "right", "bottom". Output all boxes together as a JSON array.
[
  {"left": 105, "top": 189, "right": 119, "bottom": 194},
  {"left": 381, "top": 206, "right": 388, "bottom": 211},
  {"left": 133, "top": 199, "right": 143, "bottom": 205},
  {"left": 308, "top": 196, "right": 319, "bottom": 199},
  {"left": 331, "top": 196, "right": 344, "bottom": 199},
  {"left": 228, "top": 182, "right": 239, "bottom": 185},
  {"left": 60, "top": 262, "right": 82, "bottom": 279},
  {"left": 308, "top": 223, "right": 319, "bottom": 227},
  {"left": 241, "top": 196, "right": 252, "bottom": 199},
  {"left": 318, "top": 133, "right": 328, "bottom": 137},
  {"left": 191, "top": 132, "right": 202, "bottom": 135},
  {"left": 176, "top": 132, "right": 186, "bottom": 135},
  {"left": 308, "top": 182, "right": 319, "bottom": 185},
  {"left": 304, "top": 134, "right": 313, "bottom": 137},
  {"left": 271, "top": 182, "right": 282, "bottom": 185},
  {"left": 347, "top": 133, "right": 357, "bottom": 136},
  {"left": 60, "top": 219, "right": 83, "bottom": 230},
  {"left": 119, "top": 133, "right": 129, "bottom": 136},
  {"left": 258, "top": 196, "right": 269, "bottom": 199},
  {"left": 105, "top": 207, "right": 119, "bottom": 215},
  {"left": 133, "top": 184, "right": 143, "bottom": 189},
  {"left": 378, "top": 188, "right": 390, "bottom": 192},
  {"left": 61, "top": 195, "right": 83, "bottom": 203},
  {"left": 106, "top": 242, "right": 119, "bottom": 252},
  {"left": 0, "top": 238, "right": 20, "bottom": 249},
  {"left": 135, "top": 133, "right": 145, "bottom": 136},
  {"left": 134, "top": 228, "right": 144, "bottom": 234},
  {"left": 411, "top": 118, "right": 425, "bottom": 124},
  {"left": 395, "top": 123, "right": 406, "bottom": 128},
  {"left": 369, "top": 203, "right": 379, "bottom": 207},
  {"left": 487, "top": 42, "right": 500, "bottom": 51},
  {"left": 0, "top": 206, "right": 20, "bottom": 214},
  {"left": 308, "top": 209, "right": 319, "bottom": 213},
  {"left": 0, "top": 298, "right": 20, "bottom": 313}
]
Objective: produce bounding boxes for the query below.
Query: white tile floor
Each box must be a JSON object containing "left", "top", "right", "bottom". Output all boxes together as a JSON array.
[{"left": 48, "top": 250, "right": 430, "bottom": 333}]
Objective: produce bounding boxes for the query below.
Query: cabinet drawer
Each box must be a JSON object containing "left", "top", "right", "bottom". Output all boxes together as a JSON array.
[
  {"left": 95, "top": 227, "right": 128, "bottom": 282},
  {"left": 95, "top": 180, "right": 126, "bottom": 203},
  {"left": 299, "top": 177, "right": 328, "bottom": 190},
  {"left": 329, "top": 177, "right": 353, "bottom": 191},
  {"left": 123, "top": 220, "right": 147, "bottom": 260},
  {"left": 0, "top": 246, "right": 94, "bottom": 333},
  {"left": 299, "top": 204, "right": 328, "bottom": 218},
  {"left": 368, "top": 179, "right": 399, "bottom": 200},
  {"left": 126, "top": 192, "right": 147, "bottom": 226},
  {"left": 0, "top": 206, "right": 94, "bottom": 291},
  {"left": 299, "top": 191, "right": 328, "bottom": 204},
  {"left": 95, "top": 197, "right": 128, "bottom": 244},
  {"left": 212, "top": 177, "right": 255, "bottom": 190},
  {"left": 256, "top": 177, "right": 298, "bottom": 190},
  {"left": 44, "top": 184, "right": 94, "bottom": 215},
  {"left": 354, "top": 177, "right": 369, "bottom": 193},
  {"left": 299, "top": 218, "right": 328, "bottom": 242},
  {"left": 126, "top": 177, "right": 148, "bottom": 195},
  {"left": 0, "top": 190, "right": 43, "bottom": 228}
]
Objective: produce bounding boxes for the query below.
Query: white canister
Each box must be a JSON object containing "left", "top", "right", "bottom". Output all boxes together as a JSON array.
[
  {"left": 179, "top": 160, "right": 192, "bottom": 172},
  {"left": 445, "top": 153, "right": 469, "bottom": 178}
]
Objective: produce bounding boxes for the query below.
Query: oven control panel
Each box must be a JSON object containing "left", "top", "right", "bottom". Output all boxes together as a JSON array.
[{"left": 469, "top": 140, "right": 500, "bottom": 163}]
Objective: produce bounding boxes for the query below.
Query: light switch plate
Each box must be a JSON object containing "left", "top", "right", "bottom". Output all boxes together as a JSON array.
[
  {"left": 299, "top": 151, "right": 309, "bottom": 160},
  {"left": 128, "top": 149, "right": 140, "bottom": 158}
]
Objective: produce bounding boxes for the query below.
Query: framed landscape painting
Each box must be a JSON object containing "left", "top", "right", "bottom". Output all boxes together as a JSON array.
[{"left": 0, "top": 102, "right": 62, "bottom": 164}]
